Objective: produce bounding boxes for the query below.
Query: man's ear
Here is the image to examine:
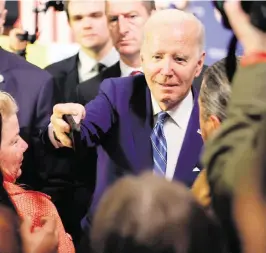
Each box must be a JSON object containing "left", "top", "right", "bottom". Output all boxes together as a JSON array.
[
  {"left": 195, "top": 51, "right": 206, "bottom": 78},
  {"left": 209, "top": 114, "right": 221, "bottom": 131}
]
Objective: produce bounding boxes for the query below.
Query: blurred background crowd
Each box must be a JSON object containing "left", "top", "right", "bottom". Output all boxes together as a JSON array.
[{"left": 0, "top": 0, "right": 241, "bottom": 67}]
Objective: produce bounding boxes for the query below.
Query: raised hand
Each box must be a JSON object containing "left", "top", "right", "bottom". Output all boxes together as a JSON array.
[
  {"left": 20, "top": 216, "right": 59, "bottom": 253},
  {"left": 50, "top": 103, "right": 85, "bottom": 148}
]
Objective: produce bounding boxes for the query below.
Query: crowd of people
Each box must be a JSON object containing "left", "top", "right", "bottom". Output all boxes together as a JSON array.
[{"left": 0, "top": 0, "right": 265, "bottom": 253}]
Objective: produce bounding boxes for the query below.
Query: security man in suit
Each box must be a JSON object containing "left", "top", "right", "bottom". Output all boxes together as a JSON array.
[{"left": 45, "top": 0, "right": 119, "bottom": 103}]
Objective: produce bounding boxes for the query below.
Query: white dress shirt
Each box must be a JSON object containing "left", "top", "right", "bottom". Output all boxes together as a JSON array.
[
  {"left": 151, "top": 91, "right": 193, "bottom": 180},
  {"left": 119, "top": 60, "right": 142, "bottom": 77},
  {"left": 78, "top": 47, "right": 119, "bottom": 82}
]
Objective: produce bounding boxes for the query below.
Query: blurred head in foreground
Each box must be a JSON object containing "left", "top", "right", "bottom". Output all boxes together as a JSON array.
[
  {"left": 91, "top": 172, "right": 226, "bottom": 253},
  {"left": 199, "top": 57, "right": 240, "bottom": 141}
]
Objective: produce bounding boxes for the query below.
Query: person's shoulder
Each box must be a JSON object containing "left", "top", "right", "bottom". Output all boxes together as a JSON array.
[
  {"left": 44, "top": 54, "right": 78, "bottom": 74},
  {"left": 100, "top": 74, "right": 146, "bottom": 95},
  {"left": 1, "top": 49, "right": 52, "bottom": 80},
  {"left": 102, "top": 61, "right": 121, "bottom": 77}
]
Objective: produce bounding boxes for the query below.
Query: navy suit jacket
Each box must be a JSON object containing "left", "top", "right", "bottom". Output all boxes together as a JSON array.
[
  {"left": 79, "top": 74, "right": 203, "bottom": 229},
  {"left": 0, "top": 48, "right": 54, "bottom": 189}
]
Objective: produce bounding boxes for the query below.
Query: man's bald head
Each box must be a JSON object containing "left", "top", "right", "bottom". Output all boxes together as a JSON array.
[{"left": 142, "top": 9, "right": 205, "bottom": 55}]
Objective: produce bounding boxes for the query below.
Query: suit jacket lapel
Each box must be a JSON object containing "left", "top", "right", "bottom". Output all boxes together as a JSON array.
[
  {"left": 129, "top": 75, "right": 153, "bottom": 174},
  {"left": 173, "top": 88, "right": 203, "bottom": 182},
  {"left": 102, "top": 61, "right": 121, "bottom": 78}
]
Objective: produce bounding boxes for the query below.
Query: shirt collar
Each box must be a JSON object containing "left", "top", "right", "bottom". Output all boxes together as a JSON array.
[
  {"left": 119, "top": 60, "right": 142, "bottom": 77},
  {"left": 99, "top": 47, "right": 119, "bottom": 67},
  {"left": 78, "top": 47, "right": 119, "bottom": 72},
  {"left": 78, "top": 49, "right": 97, "bottom": 74},
  {"left": 151, "top": 90, "right": 194, "bottom": 129}
]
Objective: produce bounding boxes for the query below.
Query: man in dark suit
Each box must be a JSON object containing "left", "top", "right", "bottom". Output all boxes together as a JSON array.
[
  {"left": 76, "top": 0, "right": 206, "bottom": 106},
  {"left": 0, "top": 48, "right": 53, "bottom": 190},
  {"left": 43, "top": 0, "right": 119, "bottom": 244},
  {"left": 49, "top": 8, "right": 205, "bottom": 233},
  {"left": 45, "top": 0, "right": 118, "bottom": 103}
]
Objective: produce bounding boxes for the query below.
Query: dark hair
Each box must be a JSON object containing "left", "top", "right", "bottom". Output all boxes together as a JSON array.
[
  {"left": 200, "top": 57, "right": 240, "bottom": 122},
  {"left": 64, "top": 0, "right": 156, "bottom": 20},
  {"left": 91, "top": 173, "right": 226, "bottom": 253}
]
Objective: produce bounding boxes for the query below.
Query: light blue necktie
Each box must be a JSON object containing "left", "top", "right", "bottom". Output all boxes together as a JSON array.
[{"left": 150, "top": 111, "right": 169, "bottom": 176}]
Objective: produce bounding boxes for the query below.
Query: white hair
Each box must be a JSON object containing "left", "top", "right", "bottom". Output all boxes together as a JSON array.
[{"left": 142, "top": 9, "right": 205, "bottom": 54}]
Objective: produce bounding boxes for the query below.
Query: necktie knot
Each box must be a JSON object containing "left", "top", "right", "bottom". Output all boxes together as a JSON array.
[
  {"left": 98, "top": 63, "right": 106, "bottom": 72},
  {"left": 157, "top": 111, "right": 168, "bottom": 124},
  {"left": 92, "top": 63, "right": 106, "bottom": 73}
]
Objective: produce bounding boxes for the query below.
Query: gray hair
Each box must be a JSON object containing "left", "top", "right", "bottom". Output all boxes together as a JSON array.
[{"left": 200, "top": 57, "right": 240, "bottom": 122}]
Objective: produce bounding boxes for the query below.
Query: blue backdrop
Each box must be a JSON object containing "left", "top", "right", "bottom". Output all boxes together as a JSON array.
[{"left": 188, "top": 1, "right": 243, "bottom": 65}]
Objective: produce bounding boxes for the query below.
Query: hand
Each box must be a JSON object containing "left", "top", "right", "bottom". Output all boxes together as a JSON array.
[
  {"left": 50, "top": 103, "right": 85, "bottom": 148},
  {"left": 9, "top": 28, "right": 28, "bottom": 51},
  {"left": 20, "top": 216, "right": 58, "bottom": 253},
  {"left": 224, "top": 0, "right": 266, "bottom": 56}
]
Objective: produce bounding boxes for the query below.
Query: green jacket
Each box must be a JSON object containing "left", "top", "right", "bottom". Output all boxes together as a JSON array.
[
  {"left": 202, "top": 62, "right": 266, "bottom": 253},
  {"left": 203, "top": 62, "right": 266, "bottom": 194}
]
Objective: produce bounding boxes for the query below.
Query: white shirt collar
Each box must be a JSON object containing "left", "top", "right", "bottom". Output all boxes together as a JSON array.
[
  {"left": 78, "top": 47, "right": 119, "bottom": 73},
  {"left": 119, "top": 60, "right": 142, "bottom": 77},
  {"left": 99, "top": 47, "right": 120, "bottom": 67},
  {"left": 151, "top": 90, "right": 194, "bottom": 129},
  {"left": 78, "top": 49, "right": 97, "bottom": 76}
]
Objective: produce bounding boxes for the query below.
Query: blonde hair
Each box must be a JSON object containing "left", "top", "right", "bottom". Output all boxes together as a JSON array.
[{"left": 0, "top": 92, "right": 18, "bottom": 119}]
